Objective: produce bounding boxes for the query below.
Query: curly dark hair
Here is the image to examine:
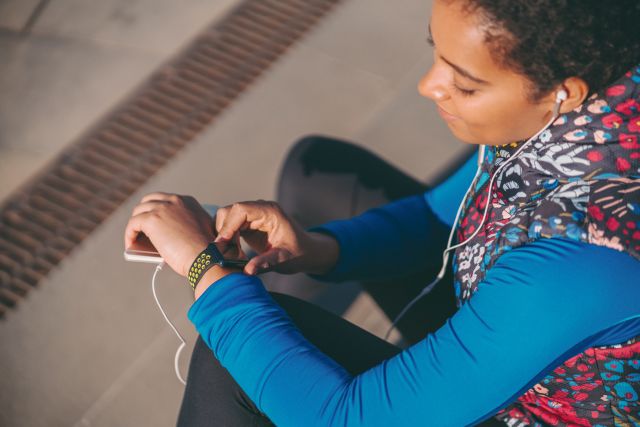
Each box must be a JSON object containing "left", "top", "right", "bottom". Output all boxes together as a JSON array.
[{"left": 459, "top": 0, "right": 640, "bottom": 100}]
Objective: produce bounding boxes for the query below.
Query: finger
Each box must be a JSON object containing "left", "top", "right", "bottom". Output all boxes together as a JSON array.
[
  {"left": 124, "top": 211, "right": 155, "bottom": 249},
  {"left": 131, "top": 200, "right": 170, "bottom": 218},
  {"left": 214, "top": 206, "right": 231, "bottom": 239},
  {"left": 244, "top": 248, "right": 290, "bottom": 275},
  {"left": 217, "top": 202, "right": 270, "bottom": 241},
  {"left": 140, "top": 192, "right": 178, "bottom": 204},
  {"left": 244, "top": 254, "right": 271, "bottom": 275},
  {"left": 216, "top": 204, "right": 250, "bottom": 241}
]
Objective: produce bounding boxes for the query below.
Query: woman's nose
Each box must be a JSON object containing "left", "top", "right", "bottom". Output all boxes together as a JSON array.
[{"left": 418, "top": 65, "right": 449, "bottom": 102}]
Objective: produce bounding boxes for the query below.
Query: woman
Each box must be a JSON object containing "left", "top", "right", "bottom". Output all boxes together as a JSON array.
[{"left": 125, "top": 0, "right": 640, "bottom": 425}]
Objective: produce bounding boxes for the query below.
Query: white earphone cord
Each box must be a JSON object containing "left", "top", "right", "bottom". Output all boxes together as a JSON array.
[
  {"left": 152, "top": 262, "right": 187, "bottom": 385},
  {"left": 383, "top": 94, "right": 566, "bottom": 341}
]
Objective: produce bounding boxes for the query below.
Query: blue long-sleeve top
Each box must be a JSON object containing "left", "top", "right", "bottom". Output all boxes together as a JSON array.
[{"left": 189, "top": 152, "right": 640, "bottom": 426}]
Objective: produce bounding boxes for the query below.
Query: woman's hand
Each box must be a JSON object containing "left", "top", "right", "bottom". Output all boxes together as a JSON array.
[
  {"left": 215, "top": 200, "right": 339, "bottom": 276},
  {"left": 124, "top": 192, "right": 237, "bottom": 277}
]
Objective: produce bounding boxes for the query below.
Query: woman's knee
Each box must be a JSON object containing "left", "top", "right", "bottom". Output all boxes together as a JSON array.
[
  {"left": 187, "top": 335, "right": 224, "bottom": 380},
  {"left": 276, "top": 134, "right": 354, "bottom": 202},
  {"left": 179, "top": 337, "right": 273, "bottom": 426},
  {"left": 276, "top": 135, "right": 360, "bottom": 227},
  {"left": 280, "top": 135, "right": 331, "bottom": 173}
]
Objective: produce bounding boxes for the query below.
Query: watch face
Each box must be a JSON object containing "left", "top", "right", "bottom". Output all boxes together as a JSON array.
[{"left": 211, "top": 241, "right": 248, "bottom": 267}]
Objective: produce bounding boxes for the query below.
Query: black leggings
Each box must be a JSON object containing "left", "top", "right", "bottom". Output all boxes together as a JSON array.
[
  {"left": 177, "top": 293, "right": 401, "bottom": 426},
  {"left": 177, "top": 135, "right": 499, "bottom": 426}
]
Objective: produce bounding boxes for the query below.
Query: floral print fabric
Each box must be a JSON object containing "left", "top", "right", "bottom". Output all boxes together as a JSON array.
[{"left": 451, "top": 65, "right": 640, "bottom": 426}]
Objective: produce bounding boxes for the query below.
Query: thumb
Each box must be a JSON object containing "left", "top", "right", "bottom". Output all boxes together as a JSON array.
[{"left": 244, "top": 248, "right": 293, "bottom": 275}]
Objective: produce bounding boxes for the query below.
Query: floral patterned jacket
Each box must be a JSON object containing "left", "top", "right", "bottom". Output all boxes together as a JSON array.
[{"left": 452, "top": 65, "right": 640, "bottom": 426}]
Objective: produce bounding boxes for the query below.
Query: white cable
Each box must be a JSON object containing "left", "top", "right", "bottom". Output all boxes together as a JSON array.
[
  {"left": 152, "top": 262, "right": 187, "bottom": 386},
  {"left": 384, "top": 104, "right": 563, "bottom": 341}
]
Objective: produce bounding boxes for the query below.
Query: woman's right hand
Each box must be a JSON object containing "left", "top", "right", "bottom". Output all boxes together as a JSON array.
[{"left": 214, "top": 200, "right": 339, "bottom": 276}]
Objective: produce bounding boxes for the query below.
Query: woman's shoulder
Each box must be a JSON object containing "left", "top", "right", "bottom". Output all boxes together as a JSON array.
[
  {"left": 492, "top": 236, "right": 639, "bottom": 285},
  {"left": 482, "top": 237, "right": 638, "bottom": 310},
  {"left": 503, "top": 236, "right": 638, "bottom": 263}
]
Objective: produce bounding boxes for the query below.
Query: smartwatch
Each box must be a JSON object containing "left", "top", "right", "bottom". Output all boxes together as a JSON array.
[{"left": 187, "top": 242, "right": 248, "bottom": 289}]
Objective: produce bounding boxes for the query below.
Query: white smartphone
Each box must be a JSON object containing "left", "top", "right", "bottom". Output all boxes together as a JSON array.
[
  {"left": 124, "top": 204, "right": 219, "bottom": 264},
  {"left": 124, "top": 233, "right": 164, "bottom": 264}
]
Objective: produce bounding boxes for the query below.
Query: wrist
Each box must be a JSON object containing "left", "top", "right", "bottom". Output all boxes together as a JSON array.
[
  {"left": 304, "top": 231, "right": 339, "bottom": 275},
  {"left": 187, "top": 240, "right": 247, "bottom": 293},
  {"left": 194, "top": 265, "right": 243, "bottom": 300},
  {"left": 181, "top": 240, "right": 210, "bottom": 277}
]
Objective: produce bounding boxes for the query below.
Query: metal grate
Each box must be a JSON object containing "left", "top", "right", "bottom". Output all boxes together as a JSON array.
[{"left": 0, "top": 0, "right": 344, "bottom": 317}]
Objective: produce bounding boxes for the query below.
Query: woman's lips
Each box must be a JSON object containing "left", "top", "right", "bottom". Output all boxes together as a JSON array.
[{"left": 437, "top": 105, "right": 459, "bottom": 122}]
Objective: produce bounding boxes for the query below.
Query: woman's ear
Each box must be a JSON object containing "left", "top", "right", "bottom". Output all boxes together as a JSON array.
[{"left": 556, "top": 77, "right": 590, "bottom": 113}]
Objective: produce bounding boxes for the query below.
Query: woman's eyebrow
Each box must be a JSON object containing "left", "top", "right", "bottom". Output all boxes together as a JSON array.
[
  {"left": 441, "top": 57, "right": 490, "bottom": 85},
  {"left": 427, "top": 23, "right": 491, "bottom": 85}
]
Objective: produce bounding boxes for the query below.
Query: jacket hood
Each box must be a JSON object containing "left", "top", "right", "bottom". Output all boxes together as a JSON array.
[
  {"left": 495, "top": 64, "right": 640, "bottom": 180},
  {"left": 454, "top": 64, "right": 640, "bottom": 302}
]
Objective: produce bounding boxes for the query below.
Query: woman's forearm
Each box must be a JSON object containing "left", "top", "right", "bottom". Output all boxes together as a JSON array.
[
  {"left": 308, "top": 195, "right": 451, "bottom": 282},
  {"left": 300, "top": 231, "right": 340, "bottom": 275}
]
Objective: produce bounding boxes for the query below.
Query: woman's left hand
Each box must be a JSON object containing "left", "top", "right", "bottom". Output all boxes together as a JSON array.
[{"left": 124, "top": 192, "right": 219, "bottom": 277}]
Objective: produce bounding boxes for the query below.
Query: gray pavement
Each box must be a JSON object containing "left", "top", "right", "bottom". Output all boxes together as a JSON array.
[
  {"left": 0, "top": 0, "right": 238, "bottom": 201},
  {"left": 0, "top": 0, "right": 466, "bottom": 425}
]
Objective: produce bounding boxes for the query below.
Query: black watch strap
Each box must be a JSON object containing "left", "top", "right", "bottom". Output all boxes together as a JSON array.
[{"left": 187, "top": 243, "right": 224, "bottom": 289}]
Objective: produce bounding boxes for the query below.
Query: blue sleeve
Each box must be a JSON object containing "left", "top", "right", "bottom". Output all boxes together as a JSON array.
[
  {"left": 312, "top": 151, "right": 479, "bottom": 282},
  {"left": 189, "top": 238, "right": 640, "bottom": 427},
  {"left": 311, "top": 195, "right": 450, "bottom": 282}
]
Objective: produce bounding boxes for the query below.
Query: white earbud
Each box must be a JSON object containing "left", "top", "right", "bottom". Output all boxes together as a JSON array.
[
  {"left": 552, "top": 89, "right": 568, "bottom": 116},
  {"left": 556, "top": 89, "right": 568, "bottom": 103}
]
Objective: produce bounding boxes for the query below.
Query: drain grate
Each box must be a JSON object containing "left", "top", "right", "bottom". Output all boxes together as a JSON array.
[{"left": 0, "top": 0, "right": 344, "bottom": 317}]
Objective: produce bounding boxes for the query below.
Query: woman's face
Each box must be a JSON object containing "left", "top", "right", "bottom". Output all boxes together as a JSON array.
[{"left": 418, "top": 0, "right": 558, "bottom": 146}]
